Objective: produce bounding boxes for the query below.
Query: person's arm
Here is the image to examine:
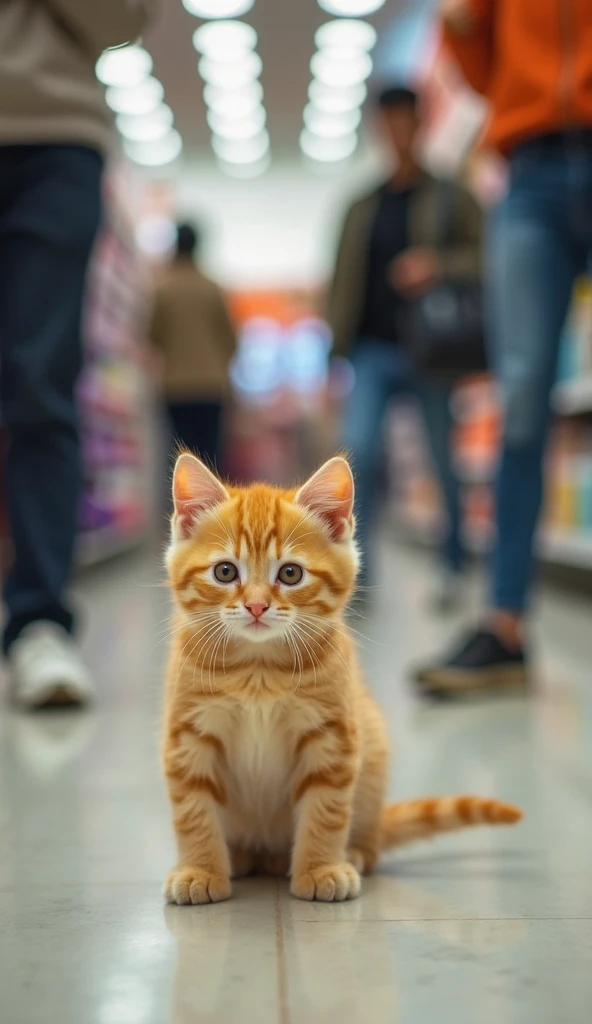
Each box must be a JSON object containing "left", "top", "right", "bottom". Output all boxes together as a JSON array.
[
  {"left": 439, "top": 184, "right": 483, "bottom": 280},
  {"left": 390, "top": 184, "right": 483, "bottom": 295},
  {"left": 440, "top": 0, "right": 496, "bottom": 97},
  {"left": 45, "top": 0, "right": 157, "bottom": 52},
  {"left": 327, "top": 202, "right": 365, "bottom": 358}
]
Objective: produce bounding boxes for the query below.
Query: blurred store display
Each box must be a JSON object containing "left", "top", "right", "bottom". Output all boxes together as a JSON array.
[{"left": 77, "top": 165, "right": 153, "bottom": 565}]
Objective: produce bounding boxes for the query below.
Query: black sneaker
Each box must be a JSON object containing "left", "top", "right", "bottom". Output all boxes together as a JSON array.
[{"left": 412, "top": 628, "right": 530, "bottom": 698}]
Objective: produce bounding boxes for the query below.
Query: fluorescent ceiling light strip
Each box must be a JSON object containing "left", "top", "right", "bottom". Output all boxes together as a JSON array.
[
  {"left": 310, "top": 48, "right": 373, "bottom": 87},
  {"left": 96, "top": 44, "right": 152, "bottom": 87},
  {"left": 106, "top": 77, "right": 164, "bottom": 115},
  {"left": 207, "top": 105, "right": 266, "bottom": 138},
  {"left": 317, "top": 0, "right": 385, "bottom": 16},
  {"left": 315, "top": 19, "right": 376, "bottom": 52},
  {"left": 117, "top": 104, "right": 174, "bottom": 141},
  {"left": 199, "top": 51, "right": 262, "bottom": 87},
  {"left": 308, "top": 79, "right": 367, "bottom": 112},
  {"left": 204, "top": 81, "right": 264, "bottom": 117},
  {"left": 212, "top": 130, "right": 269, "bottom": 164},
  {"left": 183, "top": 0, "right": 254, "bottom": 17},
  {"left": 124, "top": 129, "right": 183, "bottom": 166},
  {"left": 193, "top": 20, "right": 257, "bottom": 55},
  {"left": 303, "top": 104, "right": 361, "bottom": 137},
  {"left": 300, "top": 128, "right": 358, "bottom": 162}
]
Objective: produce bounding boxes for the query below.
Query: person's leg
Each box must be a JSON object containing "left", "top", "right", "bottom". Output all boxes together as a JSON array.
[
  {"left": 0, "top": 145, "right": 103, "bottom": 658},
  {"left": 168, "top": 400, "right": 222, "bottom": 468},
  {"left": 413, "top": 150, "right": 587, "bottom": 694},
  {"left": 416, "top": 379, "right": 463, "bottom": 574},
  {"left": 342, "top": 343, "right": 400, "bottom": 586},
  {"left": 194, "top": 401, "right": 223, "bottom": 469},
  {"left": 488, "top": 185, "right": 583, "bottom": 627}
]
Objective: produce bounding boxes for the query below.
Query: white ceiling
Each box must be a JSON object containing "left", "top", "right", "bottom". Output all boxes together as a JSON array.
[{"left": 144, "top": 0, "right": 411, "bottom": 167}]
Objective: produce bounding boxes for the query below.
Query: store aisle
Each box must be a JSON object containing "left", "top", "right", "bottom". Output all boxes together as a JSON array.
[{"left": 1, "top": 542, "right": 592, "bottom": 1024}]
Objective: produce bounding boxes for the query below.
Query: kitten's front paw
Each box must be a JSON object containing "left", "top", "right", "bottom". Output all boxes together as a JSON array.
[
  {"left": 164, "top": 867, "right": 232, "bottom": 905},
  {"left": 290, "top": 863, "right": 361, "bottom": 902}
]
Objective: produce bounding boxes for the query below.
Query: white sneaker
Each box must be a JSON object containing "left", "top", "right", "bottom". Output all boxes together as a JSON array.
[{"left": 8, "top": 622, "right": 95, "bottom": 709}]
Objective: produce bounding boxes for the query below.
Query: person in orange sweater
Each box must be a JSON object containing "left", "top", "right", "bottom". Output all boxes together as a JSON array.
[{"left": 415, "top": 0, "right": 592, "bottom": 696}]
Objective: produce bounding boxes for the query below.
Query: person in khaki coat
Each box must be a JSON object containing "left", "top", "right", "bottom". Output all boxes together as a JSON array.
[
  {"left": 0, "top": 0, "right": 155, "bottom": 708},
  {"left": 330, "top": 85, "right": 482, "bottom": 603},
  {"left": 150, "top": 223, "right": 237, "bottom": 467}
]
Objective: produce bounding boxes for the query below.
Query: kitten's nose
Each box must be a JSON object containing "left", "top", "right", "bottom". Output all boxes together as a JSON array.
[{"left": 245, "top": 601, "right": 269, "bottom": 619}]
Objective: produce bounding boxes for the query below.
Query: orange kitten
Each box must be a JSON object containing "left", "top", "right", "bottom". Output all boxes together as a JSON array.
[{"left": 162, "top": 453, "right": 521, "bottom": 905}]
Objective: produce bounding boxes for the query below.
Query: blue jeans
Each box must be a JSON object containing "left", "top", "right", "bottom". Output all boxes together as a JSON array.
[
  {"left": 0, "top": 145, "right": 103, "bottom": 652},
  {"left": 343, "top": 341, "right": 462, "bottom": 581},
  {"left": 487, "top": 141, "right": 592, "bottom": 612}
]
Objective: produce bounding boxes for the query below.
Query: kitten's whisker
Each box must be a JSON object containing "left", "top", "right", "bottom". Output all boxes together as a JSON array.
[
  {"left": 295, "top": 620, "right": 350, "bottom": 674},
  {"left": 297, "top": 616, "right": 354, "bottom": 667},
  {"left": 290, "top": 625, "right": 319, "bottom": 690}
]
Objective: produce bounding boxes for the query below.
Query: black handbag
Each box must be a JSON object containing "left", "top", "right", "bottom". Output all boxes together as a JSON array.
[{"left": 409, "top": 182, "right": 487, "bottom": 379}]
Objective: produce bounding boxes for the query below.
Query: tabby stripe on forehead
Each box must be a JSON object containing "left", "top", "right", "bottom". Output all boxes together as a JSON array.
[
  {"left": 274, "top": 496, "right": 282, "bottom": 559},
  {"left": 235, "top": 495, "right": 244, "bottom": 558}
]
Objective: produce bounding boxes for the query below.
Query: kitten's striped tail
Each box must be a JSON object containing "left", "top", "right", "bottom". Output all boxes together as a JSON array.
[{"left": 380, "top": 795, "right": 522, "bottom": 849}]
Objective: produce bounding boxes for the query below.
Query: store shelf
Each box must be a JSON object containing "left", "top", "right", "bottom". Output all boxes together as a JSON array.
[
  {"left": 553, "top": 378, "right": 592, "bottom": 416},
  {"left": 78, "top": 526, "right": 147, "bottom": 567},
  {"left": 539, "top": 529, "right": 592, "bottom": 570},
  {"left": 390, "top": 509, "right": 592, "bottom": 572}
]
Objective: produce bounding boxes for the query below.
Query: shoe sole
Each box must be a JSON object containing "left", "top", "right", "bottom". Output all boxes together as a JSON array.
[{"left": 414, "top": 664, "right": 530, "bottom": 698}]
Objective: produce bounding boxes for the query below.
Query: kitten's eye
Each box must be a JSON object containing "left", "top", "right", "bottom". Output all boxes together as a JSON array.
[
  {"left": 277, "top": 563, "right": 303, "bottom": 586},
  {"left": 213, "top": 562, "right": 239, "bottom": 584}
]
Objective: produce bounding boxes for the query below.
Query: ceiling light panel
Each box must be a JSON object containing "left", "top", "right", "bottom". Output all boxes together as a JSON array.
[
  {"left": 315, "top": 19, "right": 376, "bottom": 51},
  {"left": 124, "top": 129, "right": 183, "bottom": 167},
  {"left": 193, "top": 20, "right": 257, "bottom": 56},
  {"left": 308, "top": 80, "right": 367, "bottom": 112},
  {"left": 207, "top": 106, "right": 266, "bottom": 138},
  {"left": 304, "top": 104, "right": 361, "bottom": 137},
  {"left": 196, "top": 15, "right": 270, "bottom": 177},
  {"left": 212, "top": 131, "right": 269, "bottom": 164},
  {"left": 117, "top": 104, "right": 174, "bottom": 141},
  {"left": 310, "top": 48, "right": 373, "bottom": 87},
  {"left": 199, "top": 51, "right": 262, "bottom": 87},
  {"left": 300, "top": 129, "right": 358, "bottom": 162},
  {"left": 204, "top": 81, "right": 263, "bottom": 118},
  {"left": 96, "top": 45, "right": 153, "bottom": 88},
  {"left": 105, "top": 77, "right": 165, "bottom": 116},
  {"left": 317, "top": 0, "right": 385, "bottom": 15},
  {"left": 183, "top": 0, "right": 255, "bottom": 17}
]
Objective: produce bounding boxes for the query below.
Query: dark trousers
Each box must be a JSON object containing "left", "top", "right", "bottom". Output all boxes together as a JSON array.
[
  {"left": 168, "top": 400, "right": 223, "bottom": 468},
  {"left": 343, "top": 341, "right": 462, "bottom": 582},
  {"left": 0, "top": 145, "right": 103, "bottom": 652}
]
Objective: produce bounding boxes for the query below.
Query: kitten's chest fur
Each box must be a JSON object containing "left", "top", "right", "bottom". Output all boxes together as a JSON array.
[{"left": 192, "top": 692, "right": 316, "bottom": 850}]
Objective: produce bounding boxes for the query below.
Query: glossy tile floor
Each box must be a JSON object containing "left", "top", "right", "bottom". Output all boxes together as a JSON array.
[{"left": 1, "top": 542, "right": 592, "bottom": 1024}]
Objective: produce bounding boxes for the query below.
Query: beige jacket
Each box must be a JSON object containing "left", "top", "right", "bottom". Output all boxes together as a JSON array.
[
  {"left": 329, "top": 172, "right": 483, "bottom": 356},
  {"left": 0, "top": 0, "right": 155, "bottom": 153},
  {"left": 149, "top": 262, "right": 238, "bottom": 403}
]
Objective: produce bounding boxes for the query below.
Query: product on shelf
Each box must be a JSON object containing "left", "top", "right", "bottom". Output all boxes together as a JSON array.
[{"left": 77, "top": 164, "right": 152, "bottom": 564}]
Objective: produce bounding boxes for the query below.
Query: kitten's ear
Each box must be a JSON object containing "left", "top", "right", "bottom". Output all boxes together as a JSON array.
[
  {"left": 172, "top": 453, "right": 229, "bottom": 541},
  {"left": 295, "top": 457, "right": 354, "bottom": 542}
]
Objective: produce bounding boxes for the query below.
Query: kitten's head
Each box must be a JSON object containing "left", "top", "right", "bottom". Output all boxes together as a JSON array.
[{"left": 167, "top": 453, "right": 358, "bottom": 647}]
